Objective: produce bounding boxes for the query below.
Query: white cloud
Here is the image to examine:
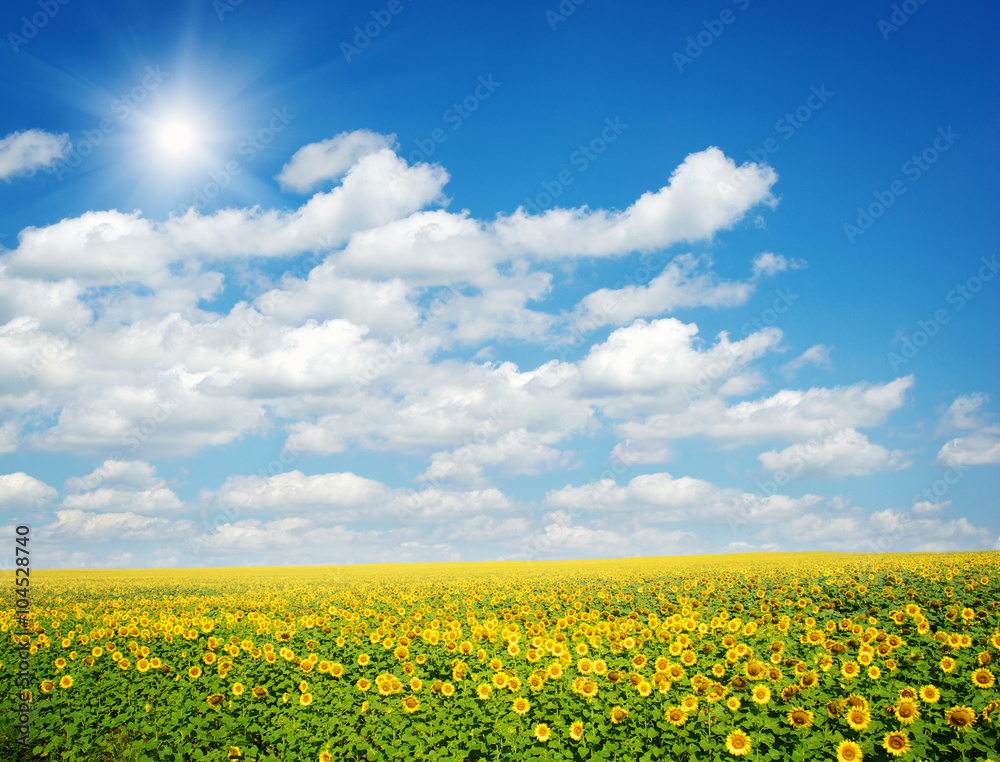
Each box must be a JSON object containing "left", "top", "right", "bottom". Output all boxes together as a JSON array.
[
  {"left": 286, "top": 358, "right": 594, "bottom": 456},
  {"left": 621, "top": 376, "right": 914, "bottom": 447},
  {"left": 417, "top": 428, "right": 578, "bottom": 487},
  {"left": 938, "top": 392, "right": 991, "bottom": 432},
  {"left": 276, "top": 130, "right": 397, "bottom": 193},
  {"left": 580, "top": 317, "right": 782, "bottom": 397},
  {"left": 751, "top": 251, "right": 805, "bottom": 278},
  {"left": 912, "top": 500, "right": 950, "bottom": 515},
  {"left": 0, "top": 129, "right": 71, "bottom": 181},
  {"left": 512, "top": 509, "right": 700, "bottom": 560},
  {"left": 780, "top": 344, "right": 833, "bottom": 378},
  {"left": 611, "top": 439, "right": 671, "bottom": 466},
  {"left": 492, "top": 147, "right": 778, "bottom": 259},
  {"left": 205, "top": 470, "right": 392, "bottom": 515},
  {"left": 62, "top": 486, "right": 185, "bottom": 515},
  {"left": 0, "top": 472, "right": 58, "bottom": 508},
  {"left": 3, "top": 150, "right": 449, "bottom": 285},
  {"left": 64, "top": 460, "right": 163, "bottom": 492},
  {"left": 933, "top": 393, "right": 1000, "bottom": 467},
  {"left": 935, "top": 433, "right": 1000, "bottom": 467},
  {"left": 571, "top": 253, "right": 757, "bottom": 330},
  {"left": 47, "top": 510, "right": 193, "bottom": 541},
  {"left": 757, "top": 428, "right": 911, "bottom": 480},
  {"left": 0, "top": 420, "right": 17, "bottom": 454},
  {"left": 543, "top": 471, "right": 821, "bottom": 525}
]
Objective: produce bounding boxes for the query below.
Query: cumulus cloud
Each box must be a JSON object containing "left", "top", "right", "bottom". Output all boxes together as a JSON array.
[
  {"left": 935, "top": 434, "right": 1000, "bottom": 467},
  {"left": 938, "top": 392, "right": 992, "bottom": 432},
  {"left": 276, "top": 130, "right": 397, "bottom": 193},
  {"left": 620, "top": 376, "right": 914, "bottom": 447},
  {"left": 0, "top": 129, "right": 71, "bottom": 181},
  {"left": 205, "top": 470, "right": 392, "bottom": 515},
  {"left": 544, "top": 471, "right": 821, "bottom": 525},
  {"left": 571, "top": 253, "right": 757, "bottom": 330},
  {"left": 763, "top": 508, "right": 993, "bottom": 553},
  {"left": 580, "top": 317, "right": 782, "bottom": 397},
  {"left": 758, "top": 427, "right": 910, "bottom": 480},
  {"left": 492, "top": 147, "right": 778, "bottom": 259},
  {"left": 64, "top": 460, "right": 163, "bottom": 492},
  {"left": 0, "top": 472, "right": 58, "bottom": 509},
  {"left": 934, "top": 393, "right": 1000, "bottom": 466}
]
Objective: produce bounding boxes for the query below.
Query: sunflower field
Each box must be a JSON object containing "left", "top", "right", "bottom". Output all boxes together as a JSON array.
[{"left": 2, "top": 552, "right": 999, "bottom": 762}]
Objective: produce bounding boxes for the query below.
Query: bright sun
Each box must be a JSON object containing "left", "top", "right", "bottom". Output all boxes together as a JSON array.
[{"left": 158, "top": 120, "right": 196, "bottom": 155}]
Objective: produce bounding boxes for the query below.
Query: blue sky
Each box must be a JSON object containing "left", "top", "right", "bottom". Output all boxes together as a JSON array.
[{"left": 0, "top": 0, "right": 998, "bottom": 568}]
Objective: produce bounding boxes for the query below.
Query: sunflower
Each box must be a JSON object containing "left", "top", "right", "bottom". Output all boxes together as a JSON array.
[
  {"left": 533, "top": 723, "right": 551, "bottom": 742},
  {"left": 800, "top": 670, "right": 819, "bottom": 689},
  {"left": 356, "top": 678, "right": 371, "bottom": 692},
  {"left": 882, "top": 731, "right": 910, "bottom": 757},
  {"left": 751, "top": 686, "right": 771, "bottom": 705},
  {"left": 58, "top": 675, "right": 73, "bottom": 689},
  {"left": 610, "top": 705, "right": 628, "bottom": 724},
  {"left": 893, "top": 700, "right": 919, "bottom": 724},
  {"left": 846, "top": 694, "right": 869, "bottom": 711},
  {"left": 401, "top": 695, "right": 419, "bottom": 713},
  {"left": 846, "top": 708, "right": 871, "bottom": 732},
  {"left": 983, "top": 700, "right": 1000, "bottom": 725},
  {"left": 40, "top": 680, "right": 55, "bottom": 693},
  {"left": 945, "top": 705, "right": 976, "bottom": 731},
  {"left": 299, "top": 693, "right": 312, "bottom": 706},
  {"left": 664, "top": 706, "right": 687, "bottom": 727},
  {"left": 726, "top": 696, "right": 741, "bottom": 711},
  {"left": 188, "top": 666, "right": 202, "bottom": 679},
  {"left": 918, "top": 684, "right": 940, "bottom": 703},
  {"left": 206, "top": 693, "right": 223, "bottom": 707},
  {"left": 319, "top": 753, "right": 332, "bottom": 762},
  {"left": 939, "top": 656, "right": 957, "bottom": 673},
  {"left": 787, "top": 707, "right": 814, "bottom": 728},
  {"left": 231, "top": 682, "right": 245, "bottom": 696},
  {"left": 725, "top": 730, "right": 750, "bottom": 757},
  {"left": 841, "top": 661, "right": 860, "bottom": 679},
  {"left": 252, "top": 686, "right": 268, "bottom": 698},
  {"left": 569, "top": 721, "right": 584, "bottom": 741},
  {"left": 972, "top": 668, "right": 995, "bottom": 689},
  {"left": 836, "top": 740, "right": 863, "bottom": 762},
  {"left": 512, "top": 698, "right": 530, "bottom": 715}
]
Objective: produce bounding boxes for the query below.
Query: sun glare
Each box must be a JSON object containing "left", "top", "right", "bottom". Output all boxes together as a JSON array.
[{"left": 158, "top": 120, "right": 197, "bottom": 155}]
